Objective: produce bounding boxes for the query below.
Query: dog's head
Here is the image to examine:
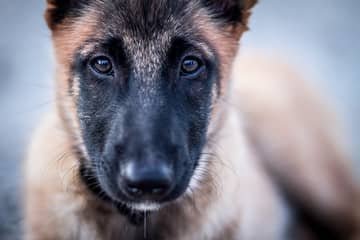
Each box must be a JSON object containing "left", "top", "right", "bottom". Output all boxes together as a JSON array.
[{"left": 46, "top": 0, "right": 256, "bottom": 211}]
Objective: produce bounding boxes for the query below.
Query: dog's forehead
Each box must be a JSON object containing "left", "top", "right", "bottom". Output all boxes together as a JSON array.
[
  {"left": 114, "top": 18, "right": 175, "bottom": 81},
  {"left": 99, "top": 0, "right": 194, "bottom": 39},
  {"left": 123, "top": 34, "right": 172, "bottom": 81},
  {"left": 95, "top": 0, "right": 198, "bottom": 80}
]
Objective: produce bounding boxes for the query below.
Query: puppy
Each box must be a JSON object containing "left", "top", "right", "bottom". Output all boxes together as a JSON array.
[{"left": 24, "top": 1, "right": 360, "bottom": 239}]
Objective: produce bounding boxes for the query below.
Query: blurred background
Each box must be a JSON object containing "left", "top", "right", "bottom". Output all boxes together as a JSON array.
[{"left": 0, "top": 0, "right": 359, "bottom": 239}]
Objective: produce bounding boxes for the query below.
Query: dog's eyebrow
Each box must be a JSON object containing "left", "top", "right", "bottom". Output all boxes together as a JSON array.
[
  {"left": 77, "top": 37, "right": 127, "bottom": 60},
  {"left": 183, "top": 37, "right": 216, "bottom": 59},
  {"left": 196, "top": 41, "right": 216, "bottom": 59},
  {"left": 78, "top": 40, "right": 98, "bottom": 56},
  {"left": 170, "top": 37, "right": 216, "bottom": 60},
  {"left": 77, "top": 37, "right": 115, "bottom": 56}
]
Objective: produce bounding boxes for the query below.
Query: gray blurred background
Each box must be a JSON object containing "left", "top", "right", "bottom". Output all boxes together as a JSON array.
[{"left": 0, "top": 1, "right": 359, "bottom": 239}]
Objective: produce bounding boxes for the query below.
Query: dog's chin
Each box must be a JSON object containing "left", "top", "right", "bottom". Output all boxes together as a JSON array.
[
  {"left": 103, "top": 190, "right": 166, "bottom": 212},
  {"left": 101, "top": 190, "right": 164, "bottom": 212},
  {"left": 125, "top": 202, "right": 162, "bottom": 212}
]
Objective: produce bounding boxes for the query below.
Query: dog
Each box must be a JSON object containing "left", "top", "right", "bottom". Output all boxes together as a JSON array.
[{"left": 24, "top": 0, "right": 360, "bottom": 239}]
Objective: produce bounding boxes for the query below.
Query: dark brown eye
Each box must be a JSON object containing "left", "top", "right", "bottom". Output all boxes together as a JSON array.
[
  {"left": 181, "top": 57, "right": 203, "bottom": 76},
  {"left": 91, "top": 56, "right": 113, "bottom": 75}
]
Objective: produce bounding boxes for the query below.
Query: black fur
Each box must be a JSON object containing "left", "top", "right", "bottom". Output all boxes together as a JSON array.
[
  {"left": 51, "top": 0, "right": 237, "bottom": 226},
  {"left": 46, "top": 0, "right": 90, "bottom": 29},
  {"left": 47, "top": 1, "right": 355, "bottom": 239},
  {"left": 46, "top": 0, "right": 254, "bottom": 30},
  {"left": 202, "top": 0, "right": 245, "bottom": 24},
  {"left": 79, "top": 164, "right": 146, "bottom": 225},
  {"left": 68, "top": 6, "right": 220, "bottom": 212}
]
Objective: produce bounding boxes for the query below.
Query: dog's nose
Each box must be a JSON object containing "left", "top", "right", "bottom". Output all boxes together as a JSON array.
[{"left": 121, "top": 162, "right": 174, "bottom": 200}]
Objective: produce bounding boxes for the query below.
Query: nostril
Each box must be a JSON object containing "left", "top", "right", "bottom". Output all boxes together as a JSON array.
[
  {"left": 121, "top": 162, "right": 174, "bottom": 199},
  {"left": 115, "top": 144, "right": 126, "bottom": 155},
  {"left": 152, "top": 188, "right": 166, "bottom": 195},
  {"left": 149, "top": 186, "right": 172, "bottom": 198},
  {"left": 127, "top": 186, "right": 143, "bottom": 197}
]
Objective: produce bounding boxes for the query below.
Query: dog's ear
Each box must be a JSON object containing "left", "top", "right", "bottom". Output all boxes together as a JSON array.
[
  {"left": 202, "top": 0, "right": 257, "bottom": 26},
  {"left": 45, "top": 0, "right": 89, "bottom": 30}
]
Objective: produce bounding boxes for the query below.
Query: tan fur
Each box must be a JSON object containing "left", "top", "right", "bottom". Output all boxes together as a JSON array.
[
  {"left": 24, "top": 1, "right": 359, "bottom": 239},
  {"left": 233, "top": 54, "right": 360, "bottom": 238},
  {"left": 25, "top": 52, "right": 360, "bottom": 239}
]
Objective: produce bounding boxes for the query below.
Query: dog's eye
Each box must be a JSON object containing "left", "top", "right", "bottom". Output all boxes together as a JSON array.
[
  {"left": 181, "top": 57, "right": 203, "bottom": 77},
  {"left": 90, "top": 56, "right": 113, "bottom": 75}
]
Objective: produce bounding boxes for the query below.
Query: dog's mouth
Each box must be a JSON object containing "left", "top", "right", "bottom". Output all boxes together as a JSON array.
[
  {"left": 78, "top": 145, "right": 202, "bottom": 225},
  {"left": 79, "top": 164, "right": 152, "bottom": 225},
  {"left": 79, "top": 162, "right": 187, "bottom": 224}
]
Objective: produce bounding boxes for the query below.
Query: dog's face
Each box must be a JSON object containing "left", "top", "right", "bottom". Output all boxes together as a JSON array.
[{"left": 47, "top": 0, "right": 256, "bottom": 211}]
